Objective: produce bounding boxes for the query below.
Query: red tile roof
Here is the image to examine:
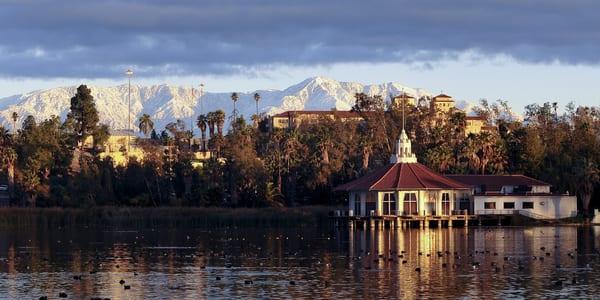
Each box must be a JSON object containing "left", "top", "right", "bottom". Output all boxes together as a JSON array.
[
  {"left": 394, "top": 94, "right": 415, "bottom": 99},
  {"left": 271, "top": 110, "right": 367, "bottom": 118},
  {"left": 433, "top": 94, "right": 453, "bottom": 100},
  {"left": 446, "top": 175, "right": 550, "bottom": 187},
  {"left": 335, "top": 163, "right": 470, "bottom": 192},
  {"left": 465, "top": 115, "right": 487, "bottom": 121}
]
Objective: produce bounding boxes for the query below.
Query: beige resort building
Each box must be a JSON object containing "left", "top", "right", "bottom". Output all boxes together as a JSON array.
[{"left": 270, "top": 93, "right": 494, "bottom": 135}]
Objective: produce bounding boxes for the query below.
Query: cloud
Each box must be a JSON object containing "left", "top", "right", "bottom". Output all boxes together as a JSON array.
[{"left": 0, "top": 0, "right": 599, "bottom": 78}]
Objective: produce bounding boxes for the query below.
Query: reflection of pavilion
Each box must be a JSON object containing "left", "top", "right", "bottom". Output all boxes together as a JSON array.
[{"left": 346, "top": 226, "right": 581, "bottom": 298}]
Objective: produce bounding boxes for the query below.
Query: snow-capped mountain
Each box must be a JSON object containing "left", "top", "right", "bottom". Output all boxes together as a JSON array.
[{"left": 0, "top": 76, "right": 432, "bottom": 133}]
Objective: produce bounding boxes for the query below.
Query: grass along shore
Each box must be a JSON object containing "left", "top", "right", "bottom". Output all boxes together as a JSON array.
[{"left": 0, "top": 206, "right": 339, "bottom": 229}]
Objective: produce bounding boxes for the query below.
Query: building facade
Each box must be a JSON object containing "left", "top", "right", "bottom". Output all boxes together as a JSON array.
[
  {"left": 447, "top": 175, "right": 577, "bottom": 219},
  {"left": 270, "top": 110, "right": 367, "bottom": 130},
  {"left": 392, "top": 94, "right": 416, "bottom": 107},
  {"left": 430, "top": 93, "right": 455, "bottom": 114}
]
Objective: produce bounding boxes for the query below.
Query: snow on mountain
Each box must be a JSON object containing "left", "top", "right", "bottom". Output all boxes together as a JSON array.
[{"left": 0, "top": 76, "right": 435, "bottom": 134}]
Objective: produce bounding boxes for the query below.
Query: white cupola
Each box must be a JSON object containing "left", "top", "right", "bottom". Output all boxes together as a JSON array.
[
  {"left": 389, "top": 129, "right": 417, "bottom": 164},
  {"left": 390, "top": 90, "right": 417, "bottom": 164}
]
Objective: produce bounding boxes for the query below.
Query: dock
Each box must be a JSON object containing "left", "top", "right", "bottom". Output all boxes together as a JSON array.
[{"left": 330, "top": 210, "right": 524, "bottom": 228}]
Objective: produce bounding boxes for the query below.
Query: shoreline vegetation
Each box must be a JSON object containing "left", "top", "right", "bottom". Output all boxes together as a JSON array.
[
  {"left": 0, "top": 206, "right": 337, "bottom": 228},
  {"left": 0, "top": 85, "right": 598, "bottom": 215},
  {"left": 0, "top": 206, "right": 589, "bottom": 229}
]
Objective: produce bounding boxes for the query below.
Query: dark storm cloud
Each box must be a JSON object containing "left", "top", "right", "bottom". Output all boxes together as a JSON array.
[{"left": 0, "top": 0, "right": 598, "bottom": 78}]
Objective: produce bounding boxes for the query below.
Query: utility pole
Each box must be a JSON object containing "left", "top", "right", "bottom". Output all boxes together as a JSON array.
[
  {"left": 199, "top": 83, "right": 204, "bottom": 115},
  {"left": 199, "top": 83, "right": 205, "bottom": 151},
  {"left": 190, "top": 87, "right": 195, "bottom": 147},
  {"left": 125, "top": 69, "right": 134, "bottom": 153}
]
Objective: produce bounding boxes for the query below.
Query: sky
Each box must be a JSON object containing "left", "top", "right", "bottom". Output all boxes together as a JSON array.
[{"left": 1, "top": 0, "right": 599, "bottom": 112}]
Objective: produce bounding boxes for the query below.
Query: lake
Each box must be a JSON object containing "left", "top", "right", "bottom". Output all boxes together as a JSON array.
[{"left": 0, "top": 224, "right": 598, "bottom": 299}]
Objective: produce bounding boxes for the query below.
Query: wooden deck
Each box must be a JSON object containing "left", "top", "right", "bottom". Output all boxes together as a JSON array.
[{"left": 331, "top": 212, "right": 480, "bottom": 228}]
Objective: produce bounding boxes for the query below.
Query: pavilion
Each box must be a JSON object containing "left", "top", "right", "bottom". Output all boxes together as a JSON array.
[{"left": 335, "top": 128, "right": 471, "bottom": 218}]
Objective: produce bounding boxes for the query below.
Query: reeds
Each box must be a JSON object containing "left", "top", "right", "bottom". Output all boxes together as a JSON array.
[{"left": 0, "top": 206, "right": 338, "bottom": 229}]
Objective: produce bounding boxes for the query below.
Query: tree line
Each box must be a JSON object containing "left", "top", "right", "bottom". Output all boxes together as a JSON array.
[{"left": 0, "top": 85, "right": 598, "bottom": 215}]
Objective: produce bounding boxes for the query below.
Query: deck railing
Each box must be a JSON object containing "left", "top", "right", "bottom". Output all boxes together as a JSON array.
[
  {"left": 476, "top": 209, "right": 550, "bottom": 220},
  {"left": 476, "top": 209, "right": 515, "bottom": 215}
]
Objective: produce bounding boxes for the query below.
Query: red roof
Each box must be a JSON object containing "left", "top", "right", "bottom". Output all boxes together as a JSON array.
[
  {"left": 335, "top": 163, "right": 470, "bottom": 192},
  {"left": 433, "top": 94, "right": 453, "bottom": 100},
  {"left": 465, "top": 115, "right": 487, "bottom": 121},
  {"left": 446, "top": 175, "right": 550, "bottom": 187},
  {"left": 271, "top": 110, "right": 367, "bottom": 118}
]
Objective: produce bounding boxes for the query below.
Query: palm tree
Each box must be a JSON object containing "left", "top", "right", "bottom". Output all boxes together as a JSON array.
[
  {"left": 138, "top": 114, "right": 154, "bottom": 137},
  {"left": 215, "top": 110, "right": 226, "bottom": 136},
  {"left": 11, "top": 112, "right": 18, "bottom": 133},
  {"left": 231, "top": 92, "right": 239, "bottom": 120},
  {"left": 253, "top": 92, "right": 260, "bottom": 116},
  {"left": 196, "top": 114, "right": 208, "bottom": 150},
  {"left": 252, "top": 92, "right": 261, "bottom": 127},
  {"left": 206, "top": 111, "right": 216, "bottom": 139},
  {"left": 0, "top": 127, "right": 16, "bottom": 200}
]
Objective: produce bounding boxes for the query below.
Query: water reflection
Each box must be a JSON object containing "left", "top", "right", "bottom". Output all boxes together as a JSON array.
[{"left": 0, "top": 225, "right": 598, "bottom": 298}]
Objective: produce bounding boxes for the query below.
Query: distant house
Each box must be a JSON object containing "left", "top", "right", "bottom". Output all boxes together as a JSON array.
[
  {"left": 465, "top": 115, "right": 495, "bottom": 136},
  {"left": 270, "top": 110, "right": 368, "bottom": 130},
  {"left": 430, "top": 93, "right": 455, "bottom": 115},
  {"left": 391, "top": 94, "right": 416, "bottom": 107},
  {"left": 84, "top": 129, "right": 144, "bottom": 165},
  {"left": 447, "top": 175, "right": 577, "bottom": 219}
]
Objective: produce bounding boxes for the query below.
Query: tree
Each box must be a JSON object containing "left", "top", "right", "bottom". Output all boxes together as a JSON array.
[
  {"left": 206, "top": 112, "right": 216, "bottom": 139},
  {"left": 214, "top": 110, "right": 226, "bottom": 136},
  {"left": 252, "top": 92, "right": 261, "bottom": 127},
  {"left": 574, "top": 158, "right": 599, "bottom": 216},
  {"left": 66, "top": 85, "right": 99, "bottom": 149},
  {"left": 21, "top": 157, "right": 41, "bottom": 207},
  {"left": 196, "top": 114, "right": 208, "bottom": 150},
  {"left": 92, "top": 124, "right": 111, "bottom": 151},
  {"left": 231, "top": 92, "right": 239, "bottom": 121},
  {"left": 138, "top": 114, "right": 154, "bottom": 137},
  {"left": 11, "top": 112, "right": 18, "bottom": 133},
  {"left": 0, "top": 127, "right": 16, "bottom": 199}
]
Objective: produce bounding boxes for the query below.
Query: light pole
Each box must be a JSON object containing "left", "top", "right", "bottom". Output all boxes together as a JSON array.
[
  {"left": 190, "top": 87, "right": 195, "bottom": 147},
  {"left": 199, "top": 83, "right": 205, "bottom": 150},
  {"left": 199, "top": 83, "right": 204, "bottom": 115},
  {"left": 125, "top": 69, "right": 134, "bottom": 153}
]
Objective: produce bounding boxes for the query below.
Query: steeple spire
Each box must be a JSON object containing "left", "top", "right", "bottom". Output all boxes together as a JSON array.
[
  {"left": 390, "top": 91, "right": 417, "bottom": 164},
  {"left": 402, "top": 89, "right": 406, "bottom": 131}
]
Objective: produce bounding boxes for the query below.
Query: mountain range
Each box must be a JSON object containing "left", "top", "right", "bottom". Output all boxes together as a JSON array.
[{"left": 0, "top": 76, "right": 474, "bottom": 134}]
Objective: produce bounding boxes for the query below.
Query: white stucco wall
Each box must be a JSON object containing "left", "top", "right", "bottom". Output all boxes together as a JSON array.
[
  {"left": 348, "top": 191, "right": 367, "bottom": 216},
  {"left": 474, "top": 195, "right": 577, "bottom": 219}
]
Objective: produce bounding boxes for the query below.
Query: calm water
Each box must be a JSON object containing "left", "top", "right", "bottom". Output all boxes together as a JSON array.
[{"left": 0, "top": 225, "right": 599, "bottom": 299}]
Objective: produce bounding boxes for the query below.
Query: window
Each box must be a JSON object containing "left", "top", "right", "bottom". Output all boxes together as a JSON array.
[
  {"left": 459, "top": 193, "right": 470, "bottom": 211},
  {"left": 382, "top": 193, "right": 396, "bottom": 215},
  {"left": 353, "top": 194, "right": 361, "bottom": 216},
  {"left": 441, "top": 193, "right": 451, "bottom": 215},
  {"left": 403, "top": 193, "right": 418, "bottom": 215},
  {"left": 522, "top": 202, "right": 534, "bottom": 209},
  {"left": 503, "top": 202, "right": 515, "bottom": 209},
  {"left": 484, "top": 202, "right": 496, "bottom": 209}
]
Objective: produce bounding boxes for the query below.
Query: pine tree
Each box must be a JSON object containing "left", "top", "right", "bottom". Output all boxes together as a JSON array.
[{"left": 67, "top": 85, "right": 99, "bottom": 149}]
